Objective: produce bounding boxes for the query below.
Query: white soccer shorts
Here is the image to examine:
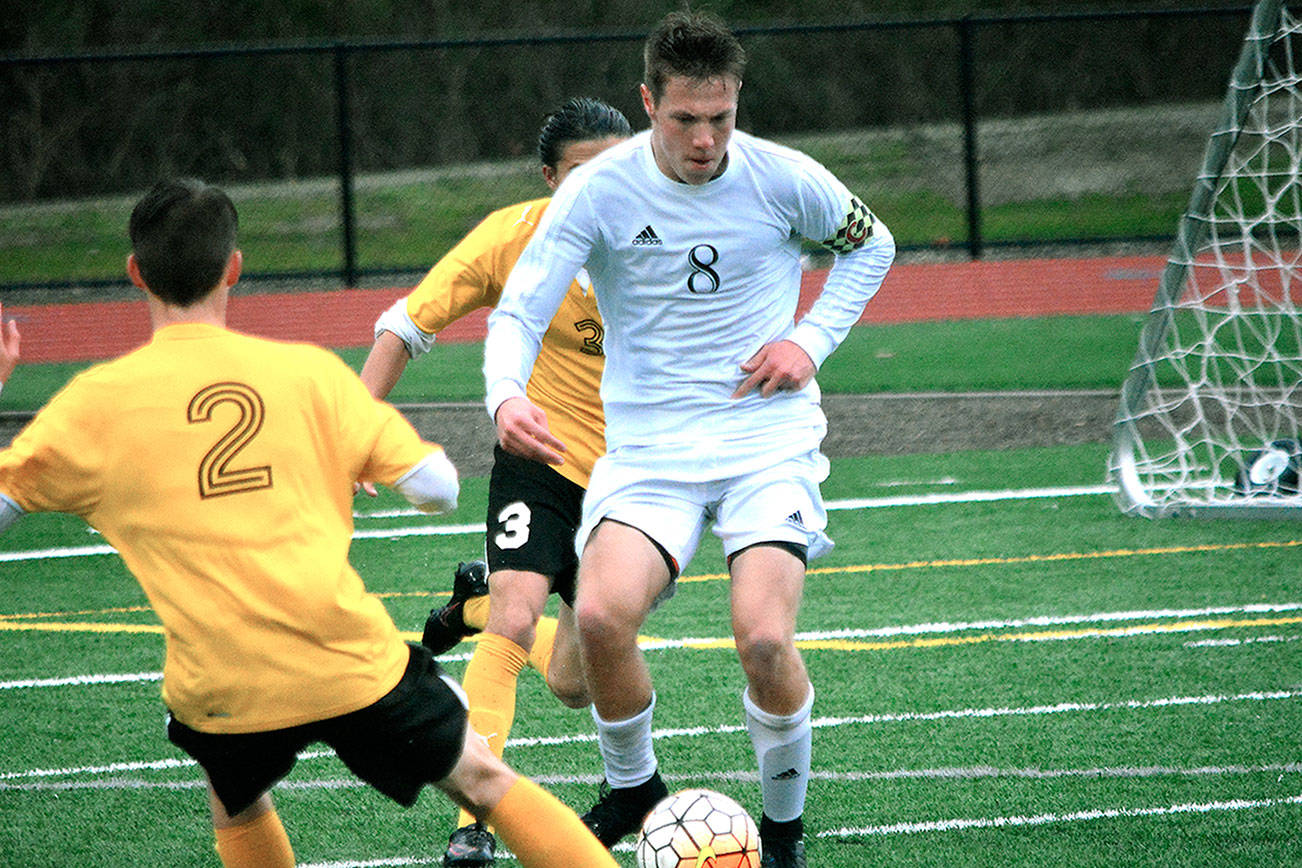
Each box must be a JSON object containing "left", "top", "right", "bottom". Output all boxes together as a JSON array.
[{"left": 577, "top": 447, "right": 833, "bottom": 576}]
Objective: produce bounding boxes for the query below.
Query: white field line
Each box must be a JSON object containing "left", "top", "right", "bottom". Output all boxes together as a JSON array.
[
  {"left": 824, "top": 484, "right": 1114, "bottom": 510},
  {"left": 231, "top": 785, "right": 1302, "bottom": 866},
  {"left": 639, "top": 601, "right": 1302, "bottom": 651},
  {"left": 299, "top": 857, "right": 438, "bottom": 867},
  {"left": 10, "top": 686, "right": 1293, "bottom": 786},
  {"left": 5, "top": 603, "right": 1296, "bottom": 692},
  {"left": 0, "top": 484, "right": 1114, "bottom": 563},
  {"left": 1185, "top": 634, "right": 1299, "bottom": 648},
  {"left": 0, "top": 671, "right": 163, "bottom": 689},
  {"left": 4, "top": 756, "right": 1300, "bottom": 794},
  {"left": 820, "top": 792, "right": 1302, "bottom": 839},
  {"left": 4, "top": 601, "right": 1297, "bottom": 692},
  {"left": 498, "top": 688, "right": 1302, "bottom": 750},
  {"left": 11, "top": 774, "right": 1302, "bottom": 868}
]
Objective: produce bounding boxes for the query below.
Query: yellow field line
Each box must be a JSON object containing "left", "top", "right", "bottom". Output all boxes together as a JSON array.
[
  {"left": 2, "top": 613, "right": 1299, "bottom": 656},
  {"left": 0, "top": 594, "right": 429, "bottom": 624},
  {"left": 672, "top": 615, "right": 1302, "bottom": 652},
  {"left": 4, "top": 538, "right": 1300, "bottom": 628},
  {"left": 0, "top": 620, "right": 164, "bottom": 635},
  {"left": 680, "top": 538, "right": 1302, "bottom": 583},
  {"left": 0, "top": 605, "right": 153, "bottom": 621}
]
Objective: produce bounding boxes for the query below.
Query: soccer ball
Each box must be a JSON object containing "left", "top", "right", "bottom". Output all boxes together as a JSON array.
[
  {"left": 1234, "top": 438, "right": 1302, "bottom": 496},
  {"left": 635, "top": 788, "right": 762, "bottom": 868}
]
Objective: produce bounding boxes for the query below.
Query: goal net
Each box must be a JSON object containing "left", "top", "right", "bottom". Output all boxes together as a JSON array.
[{"left": 1110, "top": 0, "right": 1302, "bottom": 518}]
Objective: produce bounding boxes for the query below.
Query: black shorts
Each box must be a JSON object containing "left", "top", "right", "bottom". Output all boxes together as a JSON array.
[
  {"left": 167, "top": 644, "right": 467, "bottom": 817},
  {"left": 486, "top": 444, "right": 584, "bottom": 606}
]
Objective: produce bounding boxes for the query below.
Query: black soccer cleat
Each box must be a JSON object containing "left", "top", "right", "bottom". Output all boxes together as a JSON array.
[
  {"left": 760, "top": 815, "right": 807, "bottom": 868},
  {"left": 442, "top": 821, "right": 496, "bottom": 867},
  {"left": 580, "top": 771, "right": 669, "bottom": 847},
  {"left": 760, "top": 837, "right": 807, "bottom": 868},
  {"left": 421, "top": 560, "right": 489, "bottom": 655}
]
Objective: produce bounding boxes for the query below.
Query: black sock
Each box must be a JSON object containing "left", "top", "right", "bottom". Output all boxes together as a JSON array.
[{"left": 760, "top": 814, "right": 804, "bottom": 841}]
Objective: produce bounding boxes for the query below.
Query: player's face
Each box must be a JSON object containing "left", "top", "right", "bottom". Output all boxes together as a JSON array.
[
  {"left": 542, "top": 135, "right": 626, "bottom": 191},
  {"left": 642, "top": 74, "right": 738, "bottom": 185}
]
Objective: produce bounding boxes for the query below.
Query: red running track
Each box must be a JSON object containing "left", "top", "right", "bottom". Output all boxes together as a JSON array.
[{"left": 4, "top": 254, "right": 1166, "bottom": 364}]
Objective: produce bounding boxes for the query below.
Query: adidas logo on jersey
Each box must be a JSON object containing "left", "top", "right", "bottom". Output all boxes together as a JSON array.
[
  {"left": 632, "top": 225, "right": 662, "bottom": 246},
  {"left": 785, "top": 510, "right": 804, "bottom": 528}
]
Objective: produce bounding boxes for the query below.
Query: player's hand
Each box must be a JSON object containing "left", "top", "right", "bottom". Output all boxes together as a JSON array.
[
  {"left": 353, "top": 480, "right": 379, "bottom": 498},
  {"left": 0, "top": 303, "right": 20, "bottom": 386},
  {"left": 495, "top": 396, "right": 567, "bottom": 466},
  {"left": 732, "top": 340, "right": 815, "bottom": 399}
]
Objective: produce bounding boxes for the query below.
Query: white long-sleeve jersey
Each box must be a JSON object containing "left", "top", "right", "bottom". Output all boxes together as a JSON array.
[{"left": 486, "top": 129, "right": 895, "bottom": 478}]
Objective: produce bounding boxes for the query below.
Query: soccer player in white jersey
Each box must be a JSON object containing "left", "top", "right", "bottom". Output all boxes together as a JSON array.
[{"left": 484, "top": 12, "right": 895, "bottom": 868}]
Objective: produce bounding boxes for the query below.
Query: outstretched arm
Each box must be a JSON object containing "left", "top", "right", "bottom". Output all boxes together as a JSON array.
[
  {"left": 0, "top": 303, "right": 21, "bottom": 532},
  {"left": 0, "top": 302, "right": 20, "bottom": 393},
  {"left": 359, "top": 330, "right": 410, "bottom": 401}
]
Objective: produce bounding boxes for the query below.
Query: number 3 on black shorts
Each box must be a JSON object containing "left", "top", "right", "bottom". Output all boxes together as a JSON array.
[{"left": 494, "top": 501, "right": 532, "bottom": 550}]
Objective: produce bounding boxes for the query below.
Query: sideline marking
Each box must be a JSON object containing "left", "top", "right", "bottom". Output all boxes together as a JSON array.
[
  {"left": 0, "top": 671, "right": 161, "bottom": 690},
  {"left": 825, "top": 483, "right": 1113, "bottom": 510},
  {"left": 2, "top": 688, "right": 1296, "bottom": 781},
  {"left": 3, "top": 601, "right": 1299, "bottom": 653},
  {"left": 13, "top": 760, "right": 1297, "bottom": 792},
  {"left": 10, "top": 533, "right": 1300, "bottom": 586},
  {"left": 502, "top": 687, "right": 1302, "bottom": 750},
  {"left": 656, "top": 614, "right": 1302, "bottom": 653},
  {"left": 676, "top": 540, "right": 1302, "bottom": 586},
  {"left": 820, "top": 792, "right": 1302, "bottom": 839},
  {"left": 1, "top": 483, "right": 1117, "bottom": 563},
  {"left": 0, "top": 621, "right": 162, "bottom": 635}
]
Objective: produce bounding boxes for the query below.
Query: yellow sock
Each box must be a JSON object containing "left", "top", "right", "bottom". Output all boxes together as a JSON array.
[
  {"left": 462, "top": 594, "right": 490, "bottom": 631},
  {"left": 487, "top": 777, "right": 618, "bottom": 868},
  {"left": 213, "top": 808, "right": 294, "bottom": 868},
  {"left": 527, "top": 615, "right": 559, "bottom": 677},
  {"left": 455, "top": 632, "right": 529, "bottom": 830}
]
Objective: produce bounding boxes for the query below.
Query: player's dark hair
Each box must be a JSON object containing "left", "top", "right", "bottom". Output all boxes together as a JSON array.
[
  {"left": 643, "top": 9, "right": 746, "bottom": 102},
  {"left": 128, "top": 178, "right": 238, "bottom": 307},
  {"left": 537, "top": 97, "right": 633, "bottom": 169}
]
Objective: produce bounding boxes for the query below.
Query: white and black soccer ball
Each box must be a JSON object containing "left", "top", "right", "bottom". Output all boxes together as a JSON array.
[
  {"left": 1234, "top": 438, "right": 1302, "bottom": 496},
  {"left": 635, "top": 788, "right": 762, "bottom": 868}
]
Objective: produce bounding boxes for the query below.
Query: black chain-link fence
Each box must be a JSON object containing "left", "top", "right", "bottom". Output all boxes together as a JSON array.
[{"left": 0, "top": 6, "right": 1252, "bottom": 291}]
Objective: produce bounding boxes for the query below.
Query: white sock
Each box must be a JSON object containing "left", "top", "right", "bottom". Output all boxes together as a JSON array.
[
  {"left": 591, "top": 693, "right": 658, "bottom": 788},
  {"left": 744, "top": 684, "right": 814, "bottom": 823}
]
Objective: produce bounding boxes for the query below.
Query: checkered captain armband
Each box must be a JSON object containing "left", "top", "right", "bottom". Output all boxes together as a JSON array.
[{"left": 821, "top": 196, "right": 875, "bottom": 254}]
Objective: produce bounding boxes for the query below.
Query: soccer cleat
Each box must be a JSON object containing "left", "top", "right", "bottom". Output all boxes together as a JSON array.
[
  {"left": 422, "top": 560, "right": 489, "bottom": 655},
  {"left": 442, "top": 822, "right": 496, "bottom": 867},
  {"left": 760, "top": 836, "right": 807, "bottom": 868},
  {"left": 581, "top": 771, "right": 669, "bottom": 847}
]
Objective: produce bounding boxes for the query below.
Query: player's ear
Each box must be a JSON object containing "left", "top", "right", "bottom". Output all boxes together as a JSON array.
[
  {"left": 223, "top": 249, "right": 243, "bottom": 288},
  {"left": 541, "top": 164, "right": 560, "bottom": 191},
  {"left": 640, "top": 83, "right": 656, "bottom": 119},
  {"left": 126, "top": 253, "right": 148, "bottom": 290}
]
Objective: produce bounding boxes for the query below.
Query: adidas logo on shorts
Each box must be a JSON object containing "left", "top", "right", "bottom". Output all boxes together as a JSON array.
[{"left": 632, "top": 225, "right": 662, "bottom": 246}]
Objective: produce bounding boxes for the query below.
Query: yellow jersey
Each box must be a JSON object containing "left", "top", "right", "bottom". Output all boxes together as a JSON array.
[
  {"left": 0, "top": 323, "right": 438, "bottom": 734},
  {"left": 405, "top": 197, "right": 605, "bottom": 488}
]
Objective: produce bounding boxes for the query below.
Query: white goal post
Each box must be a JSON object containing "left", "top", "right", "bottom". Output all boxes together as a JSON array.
[{"left": 1110, "top": 0, "right": 1302, "bottom": 518}]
